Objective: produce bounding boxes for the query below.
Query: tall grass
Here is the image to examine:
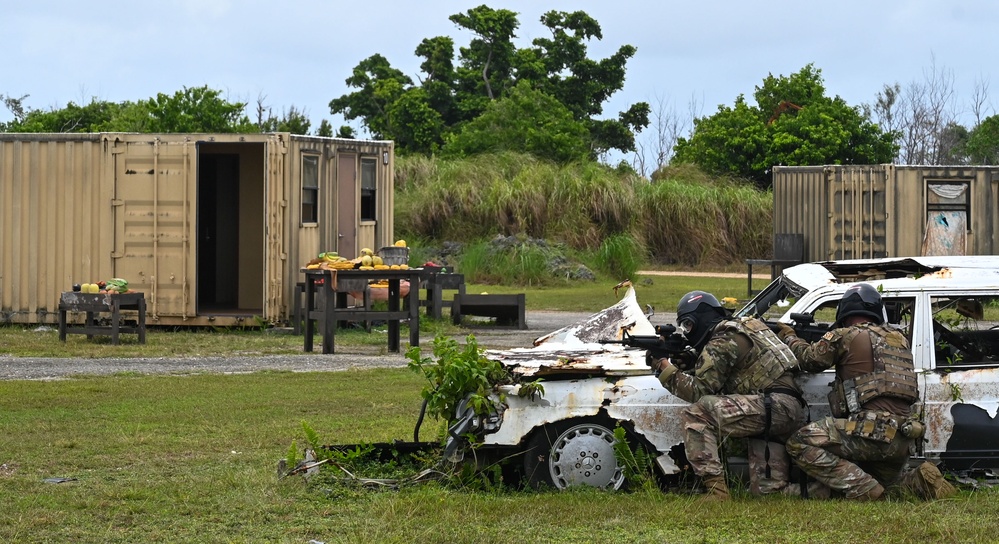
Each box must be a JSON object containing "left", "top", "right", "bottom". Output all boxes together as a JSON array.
[
  {"left": 395, "top": 153, "right": 772, "bottom": 267},
  {"left": 636, "top": 175, "right": 771, "bottom": 266},
  {"left": 592, "top": 234, "right": 645, "bottom": 280},
  {"left": 456, "top": 239, "right": 554, "bottom": 286}
]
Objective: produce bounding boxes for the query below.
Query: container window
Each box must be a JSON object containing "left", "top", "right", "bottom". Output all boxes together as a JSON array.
[
  {"left": 302, "top": 155, "right": 319, "bottom": 224},
  {"left": 922, "top": 180, "right": 969, "bottom": 256},
  {"left": 361, "top": 157, "right": 377, "bottom": 222}
]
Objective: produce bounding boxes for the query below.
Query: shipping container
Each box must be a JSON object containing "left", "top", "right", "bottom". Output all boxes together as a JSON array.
[
  {"left": 0, "top": 132, "right": 395, "bottom": 327},
  {"left": 773, "top": 165, "right": 999, "bottom": 263}
]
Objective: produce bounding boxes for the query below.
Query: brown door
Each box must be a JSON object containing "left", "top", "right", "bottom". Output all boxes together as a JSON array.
[{"left": 336, "top": 153, "right": 357, "bottom": 258}]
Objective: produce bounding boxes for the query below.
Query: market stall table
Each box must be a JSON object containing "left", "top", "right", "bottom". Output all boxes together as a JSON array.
[
  {"left": 58, "top": 291, "right": 147, "bottom": 344},
  {"left": 302, "top": 268, "right": 422, "bottom": 354}
]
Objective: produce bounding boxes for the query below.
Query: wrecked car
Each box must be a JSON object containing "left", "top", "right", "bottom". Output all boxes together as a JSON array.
[{"left": 446, "top": 256, "right": 999, "bottom": 490}]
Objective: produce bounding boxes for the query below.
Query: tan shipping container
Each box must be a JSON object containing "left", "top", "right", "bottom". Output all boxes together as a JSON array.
[
  {"left": 773, "top": 165, "right": 999, "bottom": 263},
  {"left": 0, "top": 132, "right": 395, "bottom": 327}
]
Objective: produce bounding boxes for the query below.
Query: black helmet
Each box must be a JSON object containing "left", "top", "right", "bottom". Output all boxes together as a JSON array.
[
  {"left": 676, "top": 290, "right": 726, "bottom": 351},
  {"left": 834, "top": 283, "right": 885, "bottom": 327}
]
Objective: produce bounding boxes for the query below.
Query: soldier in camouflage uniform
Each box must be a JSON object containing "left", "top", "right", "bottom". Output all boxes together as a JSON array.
[
  {"left": 778, "top": 283, "right": 920, "bottom": 501},
  {"left": 654, "top": 291, "right": 807, "bottom": 500}
]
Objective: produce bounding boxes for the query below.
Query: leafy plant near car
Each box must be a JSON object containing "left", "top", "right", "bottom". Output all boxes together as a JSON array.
[{"left": 406, "top": 334, "right": 511, "bottom": 424}]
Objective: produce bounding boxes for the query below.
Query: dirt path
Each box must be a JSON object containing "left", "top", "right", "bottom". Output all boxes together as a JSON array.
[{"left": 0, "top": 310, "right": 598, "bottom": 381}]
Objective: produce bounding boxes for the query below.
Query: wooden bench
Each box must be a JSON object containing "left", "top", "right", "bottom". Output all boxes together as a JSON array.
[{"left": 451, "top": 293, "right": 527, "bottom": 329}]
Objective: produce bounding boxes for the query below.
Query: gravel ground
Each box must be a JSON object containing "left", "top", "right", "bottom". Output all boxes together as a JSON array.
[{"left": 0, "top": 310, "right": 596, "bottom": 381}]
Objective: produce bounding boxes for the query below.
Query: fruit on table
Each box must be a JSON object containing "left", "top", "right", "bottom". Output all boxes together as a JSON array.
[
  {"left": 394, "top": 240, "right": 407, "bottom": 248},
  {"left": 105, "top": 278, "right": 129, "bottom": 292}
]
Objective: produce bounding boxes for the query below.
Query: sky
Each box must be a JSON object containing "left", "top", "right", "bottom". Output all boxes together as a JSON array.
[{"left": 4, "top": 0, "right": 997, "bottom": 163}]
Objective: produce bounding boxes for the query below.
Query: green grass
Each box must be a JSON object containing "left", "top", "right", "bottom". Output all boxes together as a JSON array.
[{"left": 0, "top": 369, "right": 994, "bottom": 543}]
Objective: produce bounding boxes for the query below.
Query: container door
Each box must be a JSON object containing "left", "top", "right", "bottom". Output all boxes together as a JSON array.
[
  {"left": 263, "top": 138, "right": 286, "bottom": 322},
  {"left": 827, "top": 166, "right": 889, "bottom": 260},
  {"left": 109, "top": 136, "right": 196, "bottom": 319},
  {"left": 336, "top": 152, "right": 357, "bottom": 258}
]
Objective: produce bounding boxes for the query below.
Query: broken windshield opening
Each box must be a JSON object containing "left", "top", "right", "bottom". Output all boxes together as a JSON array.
[{"left": 735, "top": 277, "right": 802, "bottom": 321}]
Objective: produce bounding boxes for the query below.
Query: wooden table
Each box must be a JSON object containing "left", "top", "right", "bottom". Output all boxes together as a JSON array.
[
  {"left": 58, "top": 291, "right": 147, "bottom": 344},
  {"left": 302, "top": 268, "right": 422, "bottom": 354},
  {"left": 420, "top": 270, "right": 465, "bottom": 319}
]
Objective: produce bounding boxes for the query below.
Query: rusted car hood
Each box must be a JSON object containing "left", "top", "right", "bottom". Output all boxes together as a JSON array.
[{"left": 482, "top": 286, "right": 654, "bottom": 378}]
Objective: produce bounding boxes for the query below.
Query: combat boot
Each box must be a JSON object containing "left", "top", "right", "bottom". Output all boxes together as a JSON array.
[
  {"left": 700, "top": 474, "right": 731, "bottom": 501},
  {"left": 853, "top": 482, "right": 885, "bottom": 501}
]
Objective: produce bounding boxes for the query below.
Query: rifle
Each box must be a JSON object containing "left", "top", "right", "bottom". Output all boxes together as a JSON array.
[
  {"left": 599, "top": 324, "right": 698, "bottom": 371},
  {"left": 765, "top": 311, "right": 830, "bottom": 343}
]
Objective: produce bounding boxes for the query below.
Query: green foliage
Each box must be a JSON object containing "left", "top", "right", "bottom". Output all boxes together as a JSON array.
[
  {"left": 672, "top": 64, "right": 898, "bottom": 188},
  {"left": 144, "top": 85, "right": 256, "bottom": 133},
  {"left": 443, "top": 81, "right": 590, "bottom": 163},
  {"left": 257, "top": 105, "right": 312, "bottom": 135},
  {"left": 593, "top": 234, "right": 645, "bottom": 280},
  {"left": 636, "top": 169, "right": 771, "bottom": 265},
  {"left": 328, "top": 53, "right": 415, "bottom": 140},
  {"left": 406, "top": 334, "right": 510, "bottom": 423},
  {"left": 329, "top": 7, "right": 648, "bottom": 161},
  {"left": 285, "top": 439, "right": 301, "bottom": 469},
  {"left": 2, "top": 85, "right": 259, "bottom": 134},
  {"left": 965, "top": 115, "right": 999, "bottom": 164},
  {"left": 396, "top": 153, "right": 771, "bottom": 267},
  {"left": 302, "top": 420, "right": 322, "bottom": 451},
  {"left": 612, "top": 425, "right": 658, "bottom": 492},
  {"left": 1, "top": 97, "right": 151, "bottom": 133}
]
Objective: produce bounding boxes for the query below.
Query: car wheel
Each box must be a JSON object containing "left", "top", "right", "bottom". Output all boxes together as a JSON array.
[{"left": 523, "top": 417, "right": 626, "bottom": 490}]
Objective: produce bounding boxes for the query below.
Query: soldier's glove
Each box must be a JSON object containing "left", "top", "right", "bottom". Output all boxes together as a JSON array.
[
  {"left": 776, "top": 322, "right": 796, "bottom": 342},
  {"left": 655, "top": 358, "right": 679, "bottom": 381}
]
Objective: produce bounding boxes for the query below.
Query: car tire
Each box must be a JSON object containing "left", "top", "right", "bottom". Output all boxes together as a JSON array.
[{"left": 522, "top": 417, "right": 628, "bottom": 490}]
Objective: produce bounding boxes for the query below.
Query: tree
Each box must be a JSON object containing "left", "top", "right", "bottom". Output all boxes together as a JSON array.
[
  {"left": 442, "top": 81, "right": 589, "bottom": 163},
  {"left": 3, "top": 87, "right": 312, "bottom": 136},
  {"left": 1, "top": 97, "right": 152, "bottom": 133},
  {"left": 964, "top": 115, "right": 999, "bottom": 164},
  {"left": 143, "top": 86, "right": 256, "bottom": 133},
  {"left": 255, "top": 97, "right": 312, "bottom": 135},
  {"left": 328, "top": 54, "right": 414, "bottom": 140},
  {"left": 316, "top": 119, "right": 334, "bottom": 137},
  {"left": 328, "top": 6, "right": 648, "bottom": 162},
  {"left": 869, "top": 56, "right": 963, "bottom": 164},
  {"left": 632, "top": 93, "right": 700, "bottom": 177},
  {"left": 672, "top": 65, "right": 897, "bottom": 188}
]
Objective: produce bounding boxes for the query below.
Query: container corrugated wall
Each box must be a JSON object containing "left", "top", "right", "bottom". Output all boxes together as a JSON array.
[
  {"left": 1, "top": 133, "right": 395, "bottom": 326},
  {"left": 0, "top": 134, "right": 110, "bottom": 323},
  {"left": 773, "top": 166, "right": 826, "bottom": 263},
  {"left": 775, "top": 164, "right": 999, "bottom": 264}
]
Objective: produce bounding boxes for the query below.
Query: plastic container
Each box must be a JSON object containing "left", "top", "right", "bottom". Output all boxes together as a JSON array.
[{"left": 377, "top": 247, "right": 410, "bottom": 266}]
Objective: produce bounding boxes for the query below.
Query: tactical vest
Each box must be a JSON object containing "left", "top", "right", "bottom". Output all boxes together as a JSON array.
[
  {"left": 828, "top": 324, "right": 919, "bottom": 417},
  {"left": 715, "top": 318, "right": 799, "bottom": 395}
]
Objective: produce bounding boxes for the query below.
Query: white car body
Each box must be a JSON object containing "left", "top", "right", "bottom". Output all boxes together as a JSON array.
[{"left": 469, "top": 257, "right": 999, "bottom": 485}]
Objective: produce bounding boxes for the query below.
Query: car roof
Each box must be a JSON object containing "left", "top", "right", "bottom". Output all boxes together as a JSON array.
[{"left": 783, "top": 256, "right": 999, "bottom": 294}]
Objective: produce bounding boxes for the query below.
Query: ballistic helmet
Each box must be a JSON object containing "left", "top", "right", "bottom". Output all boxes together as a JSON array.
[
  {"left": 834, "top": 283, "right": 885, "bottom": 327},
  {"left": 676, "top": 290, "right": 726, "bottom": 351}
]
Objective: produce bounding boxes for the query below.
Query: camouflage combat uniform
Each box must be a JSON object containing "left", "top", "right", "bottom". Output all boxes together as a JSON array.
[
  {"left": 658, "top": 317, "right": 807, "bottom": 495},
  {"left": 782, "top": 323, "right": 919, "bottom": 500}
]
